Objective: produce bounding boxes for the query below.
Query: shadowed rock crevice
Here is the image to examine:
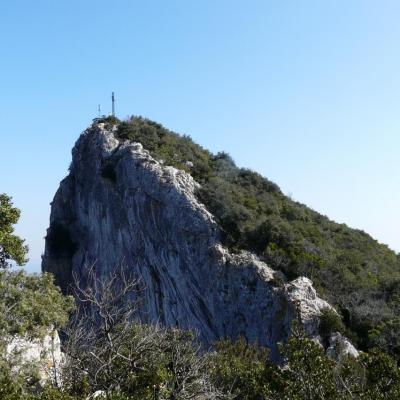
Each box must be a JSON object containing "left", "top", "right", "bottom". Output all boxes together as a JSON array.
[{"left": 46, "top": 223, "right": 77, "bottom": 258}]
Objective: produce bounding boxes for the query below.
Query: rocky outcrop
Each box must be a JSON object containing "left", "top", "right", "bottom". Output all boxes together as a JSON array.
[
  {"left": 326, "top": 332, "right": 359, "bottom": 360},
  {"left": 6, "top": 330, "right": 63, "bottom": 386},
  {"left": 42, "top": 124, "right": 336, "bottom": 359}
]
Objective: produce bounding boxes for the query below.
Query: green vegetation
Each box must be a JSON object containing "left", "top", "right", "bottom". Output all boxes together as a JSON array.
[
  {"left": 0, "top": 197, "right": 74, "bottom": 335},
  {"left": 1, "top": 256, "right": 397, "bottom": 400},
  {"left": 0, "top": 270, "right": 74, "bottom": 399},
  {"left": 113, "top": 116, "right": 400, "bottom": 357},
  {"left": 210, "top": 338, "right": 272, "bottom": 399},
  {"left": 0, "top": 194, "right": 28, "bottom": 268},
  {"left": 64, "top": 325, "right": 216, "bottom": 400},
  {"left": 116, "top": 117, "right": 213, "bottom": 183},
  {"left": 318, "top": 308, "right": 345, "bottom": 343},
  {"left": 4, "top": 330, "right": 399, "bottom": 399},
  {"left": 0, "top": 270, "right": 74, "bottom": 338},
  {"left": 0, "top": 197, "right": 74, "bottom": 398}
]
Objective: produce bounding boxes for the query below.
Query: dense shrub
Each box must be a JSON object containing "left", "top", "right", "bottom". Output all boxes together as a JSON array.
[
  {"left": 319, "top": 308, "right": 345, "bottom": 342},
  {"left": 1, "top": 333, "right": 398, "bottom": 399},
  {"left": 0, "top": 270, "right": 74, "bottom": 338},
  {"left": 367, "top": 317, "right": 400, "bottom": 359},
  {"left": 209, "top": 338, "right": 271, "bottom": 399},
  {"left": 210, "top": 335, "right": 400, "bottom": 400},
  {"left": 361, "top": 348, "right": 400, "bottom": 399},
  {"left": 3, "top": 327, "right": 400, "bottom": 399}
]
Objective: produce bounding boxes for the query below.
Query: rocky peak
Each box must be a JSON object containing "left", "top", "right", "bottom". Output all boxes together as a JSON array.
[{"left": 42, "top": 124, "right": 347, "bottom": 360}]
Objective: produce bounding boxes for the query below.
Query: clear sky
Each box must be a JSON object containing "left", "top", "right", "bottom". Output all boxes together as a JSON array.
[{"left": 1, "top": 1, "right": 399, "bottom": 273}]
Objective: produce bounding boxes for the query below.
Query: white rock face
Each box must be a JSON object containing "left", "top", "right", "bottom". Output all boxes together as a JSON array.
[
  {"left": 6, "top": 330, "right": 63, "bottom": 385},
  {"left": 285, "top": 277, "right": 333, "bottom": 337},
  {"left": 89, "top": 390, "right": 106, "bottom": 399},
  {"left": 42, "top": 125, "right": 343, "bottom": 360},
  {"left": 326, "top": 332, "right": 359, "bottom": 360}
]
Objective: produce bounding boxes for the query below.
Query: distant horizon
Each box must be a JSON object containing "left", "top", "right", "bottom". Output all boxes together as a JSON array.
[{"left": 1, "top": 1, "right": 399, "bottom": 273}]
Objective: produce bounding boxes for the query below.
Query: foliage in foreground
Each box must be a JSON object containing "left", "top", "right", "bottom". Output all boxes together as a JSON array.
[
  {"left": 2, "top": 330, "right": 400, "bottom": 399},
  {"left": 0, "top": 269, "right": 74, "bottom": 398},
  {"left": 110, "top": 116, "right": 400, "bottom": 357},
  {"left": 0, "top": 257, "right": 398, "bottom": 399},
  {"left": 0, "top": 270, "right": 74, "bottom": 338}
]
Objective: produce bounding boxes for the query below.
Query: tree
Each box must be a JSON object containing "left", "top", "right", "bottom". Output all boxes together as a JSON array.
[
  {"left": 0, "top": 270, "right": 74, "bottom": 338},
  {"left": 0, "top": 194, "right": 28, "bottom": 268}
]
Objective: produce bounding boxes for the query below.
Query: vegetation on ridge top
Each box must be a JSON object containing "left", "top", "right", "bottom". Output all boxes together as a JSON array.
[{"left": 108, "top": 115, "right": 400, "bottom": 357}]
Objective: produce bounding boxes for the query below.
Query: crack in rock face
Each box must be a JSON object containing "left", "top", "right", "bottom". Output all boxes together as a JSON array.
[{"left": 42, "top": 125, "right": 337, "bottom": 361}]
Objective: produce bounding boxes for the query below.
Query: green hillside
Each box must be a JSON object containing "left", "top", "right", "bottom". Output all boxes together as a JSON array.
[{"left": 104, "top": 115, "right": 400, "bottom": 357}]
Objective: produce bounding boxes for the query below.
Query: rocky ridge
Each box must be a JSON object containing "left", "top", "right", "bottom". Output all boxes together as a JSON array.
[{"left": 42, "top": 124, "right": 348, "bottom": 359}]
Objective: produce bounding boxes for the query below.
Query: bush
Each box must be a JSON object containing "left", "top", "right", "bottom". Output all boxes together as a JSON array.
[
  {"left": 210, "top": 338, "right": 271, "bottom": 399},
  {"left": 361, "top": 348, "right": 400, "bottom": 399},
  {"left": 210, "top": 333, "right": 400, "bottom": 400},
  {"left": 319, "top": 308, "right": 345, "bottom": 342}
]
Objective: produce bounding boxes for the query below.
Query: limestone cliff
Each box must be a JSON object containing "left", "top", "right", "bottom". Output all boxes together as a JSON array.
[{"left": 42, "top": 124, "right": 335, "bottom": 359}]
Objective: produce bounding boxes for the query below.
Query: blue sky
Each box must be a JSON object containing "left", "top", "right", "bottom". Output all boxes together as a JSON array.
[{"left": 1, "top": 1, "right": 399, "bottom": 273}]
